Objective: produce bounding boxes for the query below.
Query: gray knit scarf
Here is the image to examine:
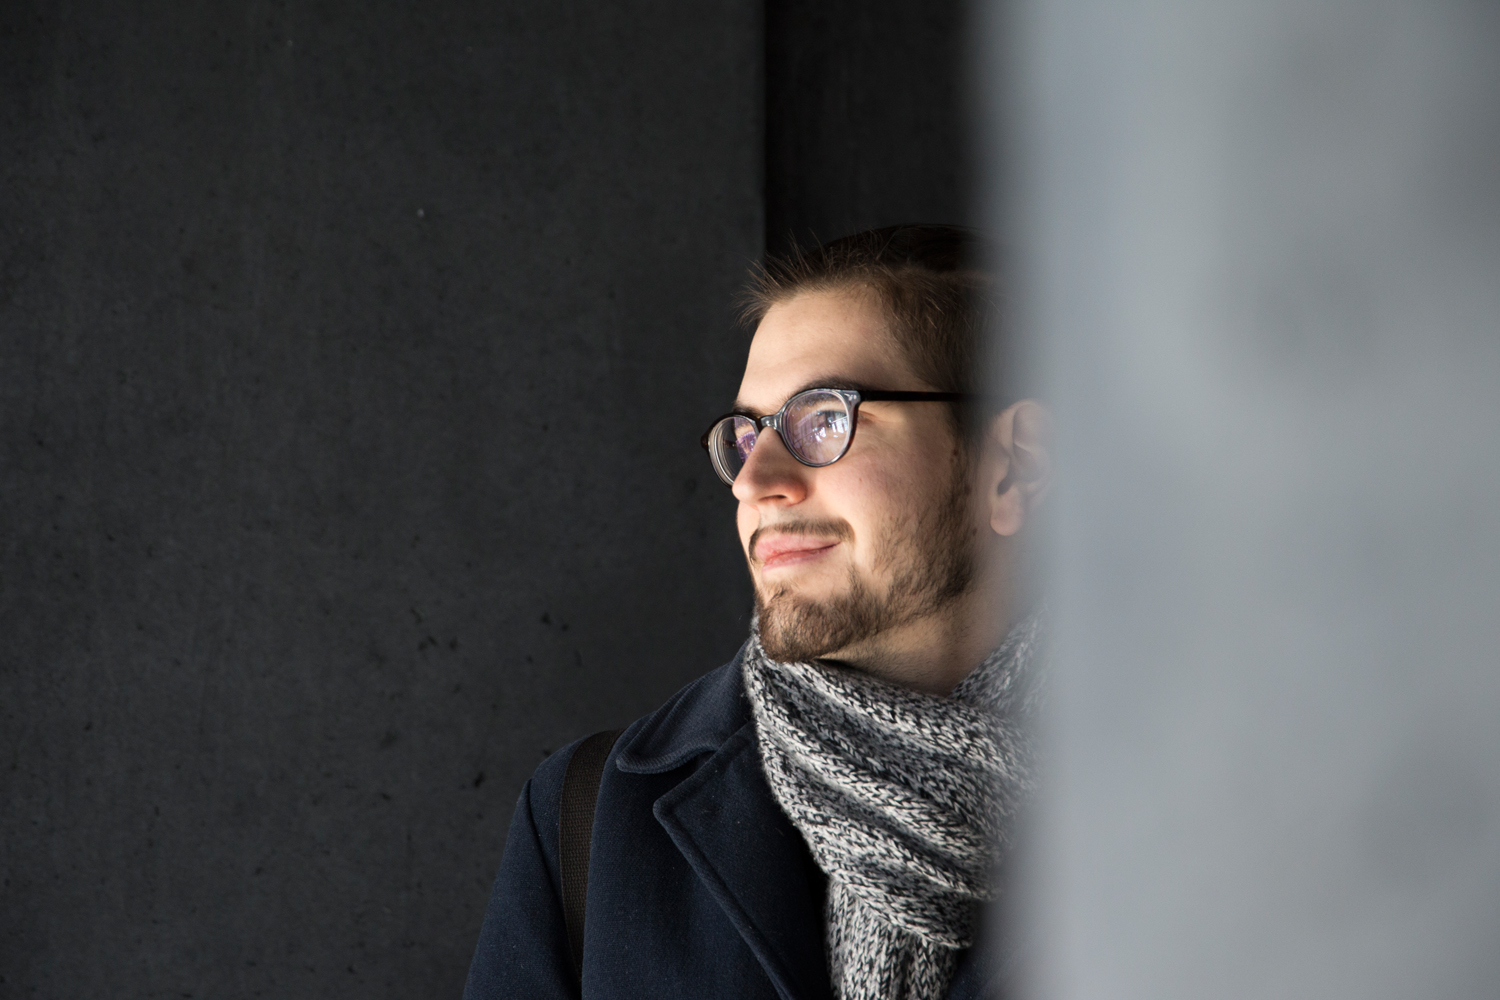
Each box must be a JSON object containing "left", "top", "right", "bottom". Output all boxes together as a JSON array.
[{"left": 742, "top": 613, "right": 1043, "bottom": 1000}]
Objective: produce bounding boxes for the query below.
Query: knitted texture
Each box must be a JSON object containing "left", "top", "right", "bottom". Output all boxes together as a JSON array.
[{"left": 742, "top": 613, "right": 1043, "bottom": 1000}]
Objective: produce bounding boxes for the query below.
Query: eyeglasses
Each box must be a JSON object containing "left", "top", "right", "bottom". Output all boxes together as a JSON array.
[{"left": 700, "top": 387, "right": 971, "bottom": 487}]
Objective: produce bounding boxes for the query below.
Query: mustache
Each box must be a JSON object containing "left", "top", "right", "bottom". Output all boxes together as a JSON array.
[{"left": 748, "top": 518, "right": 854, "bottom": 563}]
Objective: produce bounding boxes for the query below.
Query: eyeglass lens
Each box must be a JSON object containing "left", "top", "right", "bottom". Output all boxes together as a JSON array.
[{"left": 708, "top": 389, "right": 853, "bottom": 484}]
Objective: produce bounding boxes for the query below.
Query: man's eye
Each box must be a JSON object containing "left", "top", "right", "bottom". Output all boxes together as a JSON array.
[{"left": 813, "top": 410, "right": 848, "bottom": 434}]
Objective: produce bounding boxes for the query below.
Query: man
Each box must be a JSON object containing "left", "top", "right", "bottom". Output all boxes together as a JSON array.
[{"left": 464, "top": 225, "right": 1051, "bottom": 1000}]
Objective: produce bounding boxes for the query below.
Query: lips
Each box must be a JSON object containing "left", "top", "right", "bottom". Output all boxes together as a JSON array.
[{"left": 754, "top": 534, "right": 840, "bottom": 569}]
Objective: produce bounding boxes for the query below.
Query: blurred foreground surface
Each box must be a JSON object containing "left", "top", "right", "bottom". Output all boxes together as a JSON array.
[{"left": 1001, "top": 1, "right": 1500, "bottom": 997}]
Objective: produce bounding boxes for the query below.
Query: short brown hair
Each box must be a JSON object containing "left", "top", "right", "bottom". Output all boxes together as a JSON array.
[{"left": 740, "top": 225, "right": 996, "bottom": 403}]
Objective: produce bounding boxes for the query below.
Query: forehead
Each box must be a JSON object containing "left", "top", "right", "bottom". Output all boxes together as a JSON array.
[{"left": 736, "top": 288, "right": 918, "bottom": 413}]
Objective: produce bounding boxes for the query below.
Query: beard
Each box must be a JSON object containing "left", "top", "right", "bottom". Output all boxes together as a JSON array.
[{"left": 752, "top": 462, "right": 977, "bottom": 664}]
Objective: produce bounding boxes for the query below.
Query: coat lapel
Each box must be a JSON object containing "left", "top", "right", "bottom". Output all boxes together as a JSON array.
[{"left": 653, "top": 722, "right": 832, "bottom": 1000}]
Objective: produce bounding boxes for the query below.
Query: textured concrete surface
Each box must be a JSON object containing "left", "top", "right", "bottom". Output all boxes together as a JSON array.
[
  {"left": 0, "top": 1, "right": 968, "bottom": 995},
  {"left": 0, "top": 2, "right": 761, "bottom": 995},
  {"left": 766, "top": 0, "right": 972, "bottom": 252}
]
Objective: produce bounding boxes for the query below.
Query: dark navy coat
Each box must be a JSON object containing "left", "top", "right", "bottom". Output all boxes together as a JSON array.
[{"left": 463, "top": 649, "right": 1005, "bottom": 999}]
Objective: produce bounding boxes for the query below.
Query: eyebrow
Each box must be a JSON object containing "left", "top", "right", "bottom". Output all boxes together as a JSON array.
[{"left": 731, "top": 376, "right": 870, "bottom": 418}]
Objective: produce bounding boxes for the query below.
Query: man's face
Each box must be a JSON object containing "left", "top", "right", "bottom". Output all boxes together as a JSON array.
[{"left": 732, "top": 287, "right": 979, "bottom": 663}]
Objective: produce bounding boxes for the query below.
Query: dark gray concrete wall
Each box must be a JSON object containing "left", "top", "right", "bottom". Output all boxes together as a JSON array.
[
  {"left": 0, "top": 1, "right": 971, "bottom": 996},
  {"left": 765, "top": 0, "right": 973, "bottom": 253},
  {"left": 0, "top": 2, "right": 760, "bottom": 996}
]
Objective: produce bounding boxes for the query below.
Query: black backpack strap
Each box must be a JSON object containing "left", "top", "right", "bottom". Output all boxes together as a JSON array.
[{"left": 558, "top": 728, "right": 623, "bottom": 979}]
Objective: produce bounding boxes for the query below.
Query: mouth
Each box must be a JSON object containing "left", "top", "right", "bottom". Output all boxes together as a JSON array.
[{"left": 753, "top": 534, "right": 841, "bottom": 570}]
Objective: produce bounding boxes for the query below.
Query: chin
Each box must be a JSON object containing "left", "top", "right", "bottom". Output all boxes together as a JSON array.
[{"left": 753, "top": 580, "right": 878, "bottom": 664}]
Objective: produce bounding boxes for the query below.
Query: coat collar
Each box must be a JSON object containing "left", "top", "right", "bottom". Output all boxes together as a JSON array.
[
  {"left": 613, "top": 643, "right": 830, "bottom": 1000},
  {"left": 615, "top": 641, "right": 751, "bottom": 775},
  {"left": 652, "top": 722, "right": 831, "bottom": 1000},
  {"left": 612, "top": 644, "right": 997, "bottom": 1000}
]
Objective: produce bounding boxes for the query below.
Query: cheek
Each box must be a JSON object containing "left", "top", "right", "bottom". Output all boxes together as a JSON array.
[
  {"left": 840, "top": 451, "right": 955, "bottom": 557},
  {"left": 826, "top": 460, "right": 907, "bottom": 546}
]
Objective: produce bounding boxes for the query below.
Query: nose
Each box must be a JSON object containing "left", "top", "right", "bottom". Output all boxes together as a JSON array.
[{"left": 731, "top": 427, "right": 809, "bottom": 507}]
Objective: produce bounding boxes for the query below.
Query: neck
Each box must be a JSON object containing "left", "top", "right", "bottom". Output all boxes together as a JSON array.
[{"left": 820, "top": 567, "right": 1015, "bottom": 696}]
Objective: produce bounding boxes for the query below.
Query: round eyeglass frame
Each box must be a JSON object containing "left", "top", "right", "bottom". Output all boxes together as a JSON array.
[{"left": 699, "top": 387, "right": 971, "bottom": 487}]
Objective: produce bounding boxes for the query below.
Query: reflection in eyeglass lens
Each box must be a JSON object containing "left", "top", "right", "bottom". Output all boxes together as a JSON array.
[
  {"left": 786, "top": 391, "right": 851, "bottom": 465},
  {"left": 731, "top": 416, "right": 757, "bottom": 465}
]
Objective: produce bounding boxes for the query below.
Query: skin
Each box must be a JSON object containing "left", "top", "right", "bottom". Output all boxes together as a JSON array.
[{"left": 732, "top": 286, "right": 1052, "bottom": 695}]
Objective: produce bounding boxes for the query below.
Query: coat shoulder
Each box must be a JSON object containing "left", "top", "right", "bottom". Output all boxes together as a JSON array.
[
  {"left": 464, "top": 644, "right": 756, "bottom": 999},
  {"left": 523, "top": 640, "right": 751, "bottom": 829},
  {"left": 613, "top": 641, "right": 751, "bottom": 774}
]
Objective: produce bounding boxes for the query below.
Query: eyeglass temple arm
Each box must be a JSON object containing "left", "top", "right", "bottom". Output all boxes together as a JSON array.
[
  {"left": 860, "top": 392, "right": 1012, "bottom": 489},
  {"left": 857, "top": 390, "right": 974, "bottom": 402}
]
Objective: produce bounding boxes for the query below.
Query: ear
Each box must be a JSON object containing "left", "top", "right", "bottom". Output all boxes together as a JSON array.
[{"left": 986, "top": 400, "right": 1054, "bottom": 537}]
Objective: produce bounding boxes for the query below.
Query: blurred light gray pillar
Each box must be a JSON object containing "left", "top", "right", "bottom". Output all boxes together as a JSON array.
[{"left": 992, "top": 1, "right": 1500, "bottom": 997}]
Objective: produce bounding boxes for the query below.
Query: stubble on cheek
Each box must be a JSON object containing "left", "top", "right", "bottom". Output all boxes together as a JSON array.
[{"left": 752, "top": 461, "right": 977, "bottom": 664}]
